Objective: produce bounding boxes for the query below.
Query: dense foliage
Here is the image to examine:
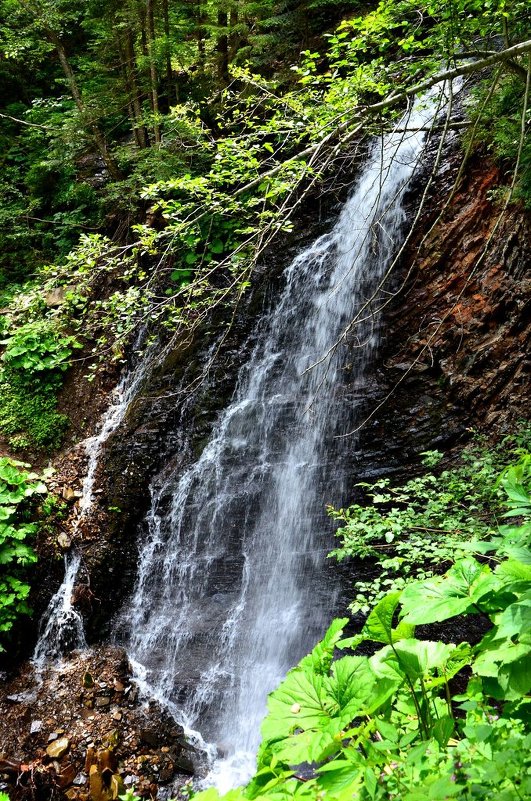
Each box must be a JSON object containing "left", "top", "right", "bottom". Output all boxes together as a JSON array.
[
  {"left": 0, "top": 457, "right": 48, "bottom": 649},
  {"left": 0, "top": 0, "right": 530, "bottom": 453},
  {"left": 0, "top": 307, "right": 80, "bottom": 450},
  {"left": 328, "top": 432, "right": 530, "bottom": 613}
]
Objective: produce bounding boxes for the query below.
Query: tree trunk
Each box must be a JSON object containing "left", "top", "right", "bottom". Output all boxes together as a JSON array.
[
  {"left": 217, "top": 9, "right": 229, "bottom": 85},
  {"left": 146, "top": 0, "right": 161, "bottom": 144},
  {"left": 118, "top": 36, "right": 143, "bottom": 149},
  {"left": 195, "top": 0, "right": 206, "bottom": 72},
  {"left": 49, "top": 30, "right": 123, "bottom": 179},
  {"left": 229, "top": 2, "right": 241, "bottom": 60},
  {"left": 125, "top": 28, "right": 150, "bottom": 148},
  {"left": 161, "top": 0, "right": 176, "bottom": 104}
]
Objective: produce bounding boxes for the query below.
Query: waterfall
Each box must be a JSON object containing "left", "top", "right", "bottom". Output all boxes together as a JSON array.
[
  {"left": 121, "top": 93, "right": 442, "bottom": 789},
  {"left": 32, "top": 552, "right": 87, "bottom": 668},
  {"left": 33, "top": 338, "right": 151, "bottom": 667}
]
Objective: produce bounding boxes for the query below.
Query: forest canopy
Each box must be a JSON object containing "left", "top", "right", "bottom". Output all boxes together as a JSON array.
[
  {"left": 0, "top": 0, "right": 529, "bottom": 453},
  {"left": 1, "top": 0, "right": 530, "bottom": 279}
]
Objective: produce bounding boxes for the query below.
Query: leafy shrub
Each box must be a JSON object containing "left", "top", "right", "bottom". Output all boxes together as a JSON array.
[
  {"left": 0, "top": 457, "right": 47, "bottom": 648},
  {"left": 0, "top": 319, "right": 79, "bottom": 451},
  {"left": 0, "top": 98, "right": 103, "bottom": 284},
  {"left": 0, "top": 375, "right": 69, "bottom": 450},
  {"left": 469, "top": 75, "right": 531, "bottom": 208},
  {"left": 1, "top": 319, "right": 79, "bottom": 372},
  {"left": 328, "top": 433, "right": 530, "bottom": 613}
]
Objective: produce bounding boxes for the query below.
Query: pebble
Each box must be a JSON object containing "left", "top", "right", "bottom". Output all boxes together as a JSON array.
[
  {"left": 94, "top": 696, "right": 111, "bottom": 708},
  {"left": 30, "top": 721, "right": 43, "bottom": 734},
  {"left": 46, "top": 737, "right": 70, "bottom": 759},
  {"left": 57, "top": 533, "right": 72, "bottom": 550}
]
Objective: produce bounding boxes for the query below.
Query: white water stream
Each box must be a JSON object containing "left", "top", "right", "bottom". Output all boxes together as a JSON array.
[
  {"left": 120, "top": 93, "right": 444, "bottom": 790},
  {"left": 33, "top": 340, "right": 151, "bottom": 667}
]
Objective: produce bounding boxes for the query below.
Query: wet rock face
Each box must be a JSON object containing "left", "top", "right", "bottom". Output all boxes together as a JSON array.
[
  {"left": 78, "top": 205, "right": 349, "bottom": 642},
  {"left": 333, "top": 151, "right": 528, "bottom": 491},
  {"left": 0, "top": 647, "right": 196, "bottom": 800},
  {"left": 372, "top": 156, "right": 530, "bottom": 454},
  {"left": 75, "top": 149, "right": 529, "bottom": 641}
]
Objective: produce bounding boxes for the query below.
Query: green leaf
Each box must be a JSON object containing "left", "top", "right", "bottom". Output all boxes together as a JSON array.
[
  {"left": 170, "top": 269, "right": 192, "bottom": 282},
  {"left": 432, "top": 716, "right": 454, "bottom": 746},
  {"left": 361, "top": 591, "right": 400, "bottom": 644},
  {"left": 401, "top": 559, "right": 498, "bottom": 624},
  {"left": 392, "top": 640, "right": 456, "bottom": 681},
  {"left": 299, "top": 617, "right": 348, "bottom": 675},
  {"left": 496, "top": 560, "right": 531, "bottom": 581}
]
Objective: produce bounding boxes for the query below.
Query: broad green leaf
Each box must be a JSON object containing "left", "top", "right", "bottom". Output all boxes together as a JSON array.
[
  {"left": 432, "top": 716, "right": 454, "bottom": 746},
  {"left": 328, "top": 655, "right": 398, "bottom": 719},
  {"left": 496, "top": 560, "right": 531, "bottom": 581},
  {"left": 340, "top": 593, "right": 414, "bottom": 650},
  {"left": 299, "top": 617, "right": 348, "bottom": 675},
  {"left": 502, "top": 546, "right": 531, "bottom": 564},
  {"left": 401, "top": 559, "right": 498, "bottom": 624},
  {"left": 392, "top": 639, "right": 456, "bottom": 680},
  {"left": 262, "top": 668, "right": 328, "bottom": 739},
  {"left": 360, "top": 591, "right": 400, "bottom": 644},
  {"left": 269, "top": 726, "right": 340, "bottom": 764},
  {"left": 494, "top": 597, "right": 531, "bottom": 640}
]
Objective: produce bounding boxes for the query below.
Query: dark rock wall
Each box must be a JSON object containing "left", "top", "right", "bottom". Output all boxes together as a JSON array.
[
  {"left": 42, "top": 148, "right": 531, "bottom": 644},
  {"left": 371, "top": 155, "right": 529, "bottom": 467}
]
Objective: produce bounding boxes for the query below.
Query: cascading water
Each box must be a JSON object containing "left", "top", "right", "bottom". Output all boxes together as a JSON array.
[
  {"left": 33, "top": 339, "right": 152, "bottom": 667},
  {"left": 32, "top": 552, "right": 87, "bottom": 669},
  {"left": 121, "top": 92, "right": 443, "bottom": 790}
]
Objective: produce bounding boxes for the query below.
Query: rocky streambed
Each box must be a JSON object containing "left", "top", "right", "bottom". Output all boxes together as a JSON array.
[{"left": 0, "top": 648, "right": 196, "bottom": 801}]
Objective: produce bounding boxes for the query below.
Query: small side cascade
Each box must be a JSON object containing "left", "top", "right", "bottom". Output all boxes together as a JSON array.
[
  {"left": 32, "top": 552, "right": 86, "bottom": 668},
  {"left": 33, "top": 338, "right": 152, "bottom": 667},
  {"left": 121, "top": 88, "right": 450, "bottom": 791}
]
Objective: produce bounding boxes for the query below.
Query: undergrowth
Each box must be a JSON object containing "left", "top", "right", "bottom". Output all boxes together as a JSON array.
[
  {"left": 0, "top": 457, "right": 48, "bottom": 649},
  {"left": 328, "top": 429, "right": 531, "bottom": 614},
  {"left": 0, "top": 315, "right": 80, "bottom": 451}
]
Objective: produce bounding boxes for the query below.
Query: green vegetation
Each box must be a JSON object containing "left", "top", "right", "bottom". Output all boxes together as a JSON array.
[
  {"left": 470, "top": 73, "right": 531, "bottom": 208},
  {"left": 0, "top": 315, "right": 80, "bottom": 450},
  {"left": 0, "top": 457, "right": 47, "bottom": 649},
  {"left": 0, "top": 0, "right": 529, "bottom": 454},
  {"left": 328, "top": 432, "right": 530, "bottom": 613}
]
